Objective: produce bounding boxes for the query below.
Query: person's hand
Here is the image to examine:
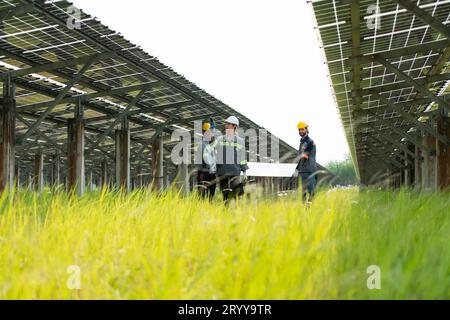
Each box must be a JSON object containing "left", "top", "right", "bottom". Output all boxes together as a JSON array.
[{"left": 292, "top": 169, "right": 299, "bottom": 178}]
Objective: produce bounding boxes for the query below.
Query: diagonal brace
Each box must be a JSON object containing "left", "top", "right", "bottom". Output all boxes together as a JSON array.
[{"left": 18, "top": 57, "right": 97, "bottom": 143}]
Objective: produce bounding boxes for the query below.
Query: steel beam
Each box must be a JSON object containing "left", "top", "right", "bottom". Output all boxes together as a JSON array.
[
  {"left": 5, "top": 52, "right": 117, "bottom": 79},
  {"left": 374, "top": 57, "right": 450, "bottom": 114},
  {"left": 87, "top": 87, "right": 150, "bottom": 156},
  {"left": 392, "top": 0, "right": 450, "bottom": 39},
  {"left": 360, "top": 74, "right": 450, "bottom": 96},
  {"left": 18, "top": 82, "right": 159, "bottom": 112},
  {"left": 372, "top": 93, "right": 448, "bottom": 145},
  {"left": 350, "top": 0, "right": 361, "bottom": 111},
  {"left": 350, "top": 39, "right": 450, "bottom": 66},
  {"left": 0, "top": 2, "right": 36, "bottom": 22},
  {"left": 365, "top": 109, "right": 428, "bottom": 150},
  {"left": 436, "top": 116, "right": 450, "bottom": 189},
  {"left": 25, "top": 0, "right": 232, "bottom": 120},
  {"left": 51, "top": 151, "right": 61, "bottom": 187},
  {"left": 19, "top": 57, "right": 96, "bottom": 143}
]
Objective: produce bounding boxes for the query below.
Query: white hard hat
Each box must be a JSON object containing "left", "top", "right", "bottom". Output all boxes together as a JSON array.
[{"left": 225, "top": 116, "right": 239, "bottom": 126}]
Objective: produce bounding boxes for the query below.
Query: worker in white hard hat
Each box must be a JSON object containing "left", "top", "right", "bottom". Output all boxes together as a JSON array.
[
  {"left": 212, "top": 116, "right": 249, "bottom": 203},
  {"left": 197, "top": 119, "right": 217, "bottom": 200}
]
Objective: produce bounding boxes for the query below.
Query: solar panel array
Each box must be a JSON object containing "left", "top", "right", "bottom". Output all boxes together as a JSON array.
[
  {"left": 0, "top": 0, "right": 298, "bottom": 180},
  {"left": 310, "top": 0, "right": 450, "bottom": 182}
]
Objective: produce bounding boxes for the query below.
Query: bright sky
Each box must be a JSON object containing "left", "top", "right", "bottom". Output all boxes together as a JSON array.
[{"left": 72, "top": 0, "right": 350, "bottom": 165}]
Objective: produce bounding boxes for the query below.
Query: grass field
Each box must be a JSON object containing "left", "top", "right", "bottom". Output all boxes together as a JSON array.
[{"left": 0, "top": 187, "right": 448, "bottom": 299}]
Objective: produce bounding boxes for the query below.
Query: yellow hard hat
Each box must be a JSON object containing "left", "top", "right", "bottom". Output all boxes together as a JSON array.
[
  {"left": 202, "top": 122, "right": 211, "bottom": 131},
  {"left": 297, "top": 121, "right": 308, "bottom": 129}
]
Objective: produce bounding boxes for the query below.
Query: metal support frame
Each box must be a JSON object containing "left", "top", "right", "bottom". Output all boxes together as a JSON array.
[
  {"left": 51, "top": 151, "right": 61, "bottom": 187},
  {"left": 0, "top": 2, "right": 36, "bottom": 23},
  {"left": 34, "top": 151, "right": 44, "bottom": 192},
  {"left": 350, "top": 0, "right": 361, "bottom": 111},
  {"left": 371, "top": 93, "right": 448, "bottom": 145},
  {"left": 4, "top": 52, "right": 116, "bottom": 80},
  {"left": 365, "top": 109, "right": 428, "bottom": 150},
  {"left": 392, "top": 0, "right": 450, "bottom": 39},
  {"left": 87, "top": 87, "right": 149, "bottom": 157},
  {"left": 100, "top": 159, "right": 108, "bottom": 188},
  {"left": 115, "top": 119, "right": 130, "bottom": 192},
  {"left": 0, "top": 75, "right": 16, "bottom": 191},
  {"left": 67, "top": 103, "right": 85, "bottom": 196},
  {"left": 151, "top": 136, "right": 164, "bottom": 192},
  {"left": 436, "top": 115, "right": 450, "bottom": 189},
  {"left": 350, "top": 39, "right": 450, "bottom": 66},
  {"left": 373, "top": 57, "right": 450, "bottom": 114},
  {"left": 19, "top": 57, "right": 97, "bottom": 143}
]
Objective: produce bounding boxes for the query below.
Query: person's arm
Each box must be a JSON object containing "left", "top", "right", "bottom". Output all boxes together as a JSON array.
[
  {"left": 238, "top": 138, "right": 249, "bottom": 173},
  {"left": 203, "top": 144, "right": 216, "bottom": 173}
]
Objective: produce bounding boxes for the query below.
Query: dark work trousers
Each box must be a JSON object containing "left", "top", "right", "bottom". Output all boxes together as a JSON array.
[
  {"left": 300, "top": 172, "right": 316, "bottom": 202},
  {"left": 218, "top": 175, "right": 244, "bottom": 203},
  {"left": 197, "top": 171, "right": 217, "bottom": 200}
]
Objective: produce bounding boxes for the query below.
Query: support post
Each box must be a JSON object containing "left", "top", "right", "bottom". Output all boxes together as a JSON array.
[
  {"left": 15, "top": 160, "right": 20, "bottom": 189},
  {"left": 136, "top": 166, "right": 143, "bottom": 189},
  {"left": 100, "top": 159, "right": 108, "bottom": 189},
  {"left": 51, "top": 152, "right": 60, "bottom": 188},
  {"left": 152, "top": 136, "right": 164, "bottom": 192},
  {"left": 436, "top": 115, "right": 450, "bottom": 190},
  {"left": 67, "top": 102, "right": 85, "bottom": 196},
  {"left": 115, "top": 125, "right": 130, "bottom": 192},
  {"left": 34, "top": 151, "right": 44, "bottom": 192},
  {"left": 414, "top": 145, "right": 422, "bottom": 189},
  {"left": 0, "top": 76, "right": 16, "bottom": 192}
]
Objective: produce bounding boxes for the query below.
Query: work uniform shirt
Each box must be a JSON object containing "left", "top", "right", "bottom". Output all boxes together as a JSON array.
[
  {"left": 198, "top": 140, "right": 216, "bottom": 174},
  {"left": 214, "top": 134, "right": 249, "bottom": 176},
  {"left": 297, "top": 135, "right": 317, "bottom": 173}
]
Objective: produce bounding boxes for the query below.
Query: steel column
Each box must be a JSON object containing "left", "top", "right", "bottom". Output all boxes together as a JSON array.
[
  {"left": 34, "top": 152, "right": 44, "bottom": 192},
  {"left": 436, "top": 116, "right": 450, "bottom": 190},
  {"left": 0, "top": 79, "right": 16, "bottom": 192},
  {"left": 152, "top": 137, "right": 164, "bottom": 192},
  {"left": 115, "top": 128, "right": 130, "bottom": 192},
  {"left": 67, "top": 118, "right": 85, "bottom": 196}
]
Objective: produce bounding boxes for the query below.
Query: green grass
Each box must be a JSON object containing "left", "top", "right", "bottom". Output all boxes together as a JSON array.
[{"left": 0, "top": 186, "right": 448, "bottom": 299}]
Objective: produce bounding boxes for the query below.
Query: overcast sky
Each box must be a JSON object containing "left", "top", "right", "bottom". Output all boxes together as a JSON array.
[{"left": 72, "top": 0, "right": 350, "bottom": 165}]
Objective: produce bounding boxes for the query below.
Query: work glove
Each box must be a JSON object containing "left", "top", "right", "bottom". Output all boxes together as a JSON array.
[{"left": 292, "top": 169, "right": 299, "bottom": 178}]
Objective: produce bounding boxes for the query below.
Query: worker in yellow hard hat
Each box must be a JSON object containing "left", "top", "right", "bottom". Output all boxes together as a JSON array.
[
  {"left": 295, "top": 121, "right": 317, "bottom": 203},
  {"left": 197, "top": 120, "right": 217, "bottom": 199}
]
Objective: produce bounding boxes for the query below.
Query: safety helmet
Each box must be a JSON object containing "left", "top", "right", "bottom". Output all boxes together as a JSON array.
[
  {"left": 225, "top": 116, "right": 239, "bottom": 126},
  {"left": 297, "top": 121, "right": 308, "bottom": 129},
  {"left": 202, "top": 122, "right": 211, "bottom": 131}
]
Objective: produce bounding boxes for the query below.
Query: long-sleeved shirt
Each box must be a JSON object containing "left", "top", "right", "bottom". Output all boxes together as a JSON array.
[
  {"left": 198, "top": 140, "right": 217, "bottom": 174},
  {"left": 213, "top": 134, "right": 249, "bottom": 176},
  {"left": 296, "top": 135, "right": 317, "bottom": 173}
]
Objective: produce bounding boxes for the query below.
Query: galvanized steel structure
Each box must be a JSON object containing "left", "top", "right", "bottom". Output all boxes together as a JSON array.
[
  {"left": 310, "top": 0, "right": 450, "bottom": 190},
  {"left": 0, "top": 0, "right": 298, "bottom": 194}
]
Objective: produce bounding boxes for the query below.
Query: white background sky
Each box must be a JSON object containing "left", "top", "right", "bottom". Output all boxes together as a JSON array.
[{"left": 72, "top": 0, "right": 350, "bottom": 165}]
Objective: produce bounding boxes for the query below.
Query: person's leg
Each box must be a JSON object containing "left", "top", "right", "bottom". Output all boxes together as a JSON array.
[
  {"left": 197, "top": 171, "right": 207, "bottom": 198},
  {"left": 300, "top": 173, "right": 308, "bottom": 202},
  {"left": 207, "top": 173, "right": 216, "bottom": 200},
  {"left": 219, "top": 176, "right": 230, "bottom": 202},
  {"left": 308, "top": 173, "right": 316, "bottom": 200}
]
